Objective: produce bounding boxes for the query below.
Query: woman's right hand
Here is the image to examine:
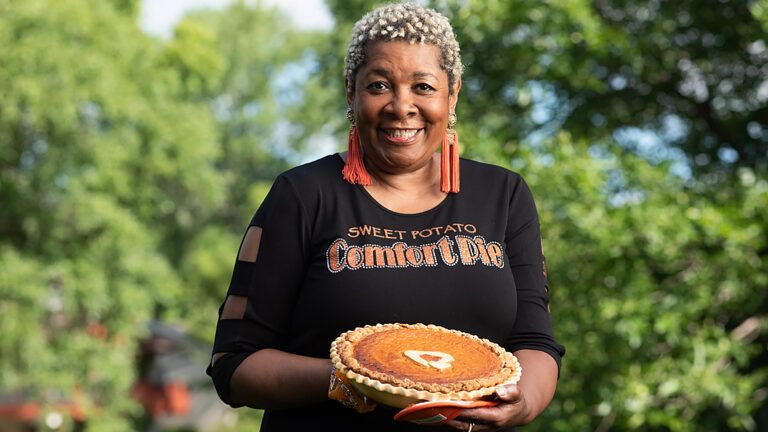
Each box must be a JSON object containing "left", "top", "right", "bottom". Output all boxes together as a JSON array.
[{"left": 444, "top": 385, "right": 529, "bottom": 431}]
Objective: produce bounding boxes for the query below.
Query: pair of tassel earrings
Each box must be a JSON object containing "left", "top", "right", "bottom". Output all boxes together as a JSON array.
[{"left": 341, "top": 109, "right": 460, "bottom": 193}]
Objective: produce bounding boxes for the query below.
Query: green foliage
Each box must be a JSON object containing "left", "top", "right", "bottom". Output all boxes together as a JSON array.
[
  {"left": 520, "top": 135, "right": 767, "bottom": 431},
  {"left": 0, "top": 0, "right": 222, "bottom": 428},
  {"left": 1, "top": 0, "right": 765, "bottom": 430},
  {"left": 163, "top": 2, "right": 340, "bottom": 346}
]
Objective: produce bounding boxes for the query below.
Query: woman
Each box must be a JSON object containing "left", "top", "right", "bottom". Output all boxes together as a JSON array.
[{"left": 207, "top": 3, "right": 564, "bottom": 431}]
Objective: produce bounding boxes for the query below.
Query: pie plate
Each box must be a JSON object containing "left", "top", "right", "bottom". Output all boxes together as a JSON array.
[
  {"left": 393, "top": 399, "right": 499, "bottom": 425},
  {"left": 348, "top": 377, "right": 516, "bottom": 409}
]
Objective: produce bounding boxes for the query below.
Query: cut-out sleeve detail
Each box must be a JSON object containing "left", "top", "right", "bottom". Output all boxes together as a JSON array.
[
  {"left": 207, "top": 174, "right": 313, "bottom": 405},
  {"left": 238, "top": 226, "right": 262, "bottom": 262},
  {"left": 503, "top": 176, "right": 565, "bottom": 369},
  {"left": 220, "top": 295, "right": 247, "bottom": 320}
]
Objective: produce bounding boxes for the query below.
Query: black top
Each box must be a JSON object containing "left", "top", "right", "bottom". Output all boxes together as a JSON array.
[{"left": 208, "top": 154, "right": 565, "bottom": 431}]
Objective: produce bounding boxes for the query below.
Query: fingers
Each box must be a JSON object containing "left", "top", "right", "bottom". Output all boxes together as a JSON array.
[
  {"left": 443, "top": 419, "right": 489, "bottom": 431},
  {"left": 447, "top": 407, "right": 500, "bottom": 431},
  {"left": 446, "top": 386, "right": 527, "bottom": 430},
  {"left": 495, "top": 384, "right": 522, "bottom": 403}
]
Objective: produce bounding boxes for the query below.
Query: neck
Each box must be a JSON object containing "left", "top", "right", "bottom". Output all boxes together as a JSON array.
[{"left": 365, "top": 154, "right": 442, "bottom": 194}]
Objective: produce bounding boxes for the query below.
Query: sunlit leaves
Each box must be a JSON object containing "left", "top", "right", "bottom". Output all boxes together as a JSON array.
[{"left": 0, "top": 0, "right": 221, "bottom": 428}]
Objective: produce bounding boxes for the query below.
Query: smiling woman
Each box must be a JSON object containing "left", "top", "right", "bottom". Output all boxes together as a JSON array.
[{"left": 207, "top": 3, "right": 564, "bottom": 432}]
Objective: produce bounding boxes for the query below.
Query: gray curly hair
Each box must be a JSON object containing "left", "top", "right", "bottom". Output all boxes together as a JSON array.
[{"left": 344, "top": 3, "right": 463, "bottom": 94}]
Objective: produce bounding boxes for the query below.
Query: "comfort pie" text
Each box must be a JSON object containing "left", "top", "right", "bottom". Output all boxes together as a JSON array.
[{"left": 326, "top": 235, "right": 505, "bottom": 273}]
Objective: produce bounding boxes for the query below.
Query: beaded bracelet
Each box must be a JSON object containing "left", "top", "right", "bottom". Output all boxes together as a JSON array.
[{"left": 328, "top": 366, "right": 377, "bottom": 413}]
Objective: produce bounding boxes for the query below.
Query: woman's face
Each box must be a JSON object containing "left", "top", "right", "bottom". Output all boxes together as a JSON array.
[{"left": 348, "top": 41, "right": 460, "bottom": 175}]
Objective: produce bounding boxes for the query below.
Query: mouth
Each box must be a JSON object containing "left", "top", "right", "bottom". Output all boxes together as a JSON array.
[{"left": 379, "top": 128, "right": 424, "bottom": 143}]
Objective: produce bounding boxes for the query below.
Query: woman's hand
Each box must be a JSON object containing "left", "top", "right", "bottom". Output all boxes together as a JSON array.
[
  {"left": 443, "top": 384, "right": 529, "bottom": 431},
  {"left": 445, "top": 349, "right": 559, "bottom": 431}
]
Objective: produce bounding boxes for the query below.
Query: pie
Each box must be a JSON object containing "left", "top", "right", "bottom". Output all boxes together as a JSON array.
[{"left": 330, "top": 323, "right": 521, "bottom": 408}]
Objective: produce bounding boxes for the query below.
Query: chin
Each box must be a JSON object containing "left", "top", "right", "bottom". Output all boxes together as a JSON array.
[{"left": 381, "top": 154, "right": 434, "bottom": 173}]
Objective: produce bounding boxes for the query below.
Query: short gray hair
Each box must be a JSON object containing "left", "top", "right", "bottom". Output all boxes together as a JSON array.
[{"left": 344, "top": 3, "right": 463, "bottom": 94}]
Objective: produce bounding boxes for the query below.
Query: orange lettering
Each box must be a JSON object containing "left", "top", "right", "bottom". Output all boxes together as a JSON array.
[
  {"left": 393, "top": 242, "right": 408, "bottom": 267},
  {"left": 456, "top": 236, "right": 480, "bottom": 265},
  {"left": 473, "top": 236, "right": 492, "bottom": 265},
  {"left": 405, "top": 246, "right": 424, "bottom": 267},
  {"left": 436, "top": 236, "right": 457, "bottom": 265},
  {"left": 364, "top": 244, "right": 397, "bottom": 268},
  {"left": 421, "top": 244, "right": 438, "bottom": 266},
  {"left": 327, "top": 238, "right": 347, "bottom": 272},
  {"left": 486, "top": 242, "right": 505, "bottom": 268},
  {"left": 346, "top": 245, "right": 364, "bottom": 270}
]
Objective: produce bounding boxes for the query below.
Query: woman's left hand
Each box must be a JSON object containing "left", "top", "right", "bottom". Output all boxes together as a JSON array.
[{"left": 443, "top": 384, "right": 529, "bottom": 431}]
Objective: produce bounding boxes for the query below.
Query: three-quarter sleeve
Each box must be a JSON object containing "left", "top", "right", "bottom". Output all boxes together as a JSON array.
[
  {"left": 207, "top": 175, "right": 312, "bottom": 406},
  {"left": 503, "top": 176, "right": 565, "bottom": 369}
]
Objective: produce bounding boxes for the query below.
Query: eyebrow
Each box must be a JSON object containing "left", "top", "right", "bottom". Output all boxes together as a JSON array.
[
  {"left": 412, "top": 71, "right": 439, "bottom": 80},
  {"left": 367, "top": 68, "right": 439, "bottom": 81}
]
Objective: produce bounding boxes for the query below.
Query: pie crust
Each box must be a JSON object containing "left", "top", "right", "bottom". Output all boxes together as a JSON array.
[{"left": 330, "top": 323, "right": 521, "bottom": 407}]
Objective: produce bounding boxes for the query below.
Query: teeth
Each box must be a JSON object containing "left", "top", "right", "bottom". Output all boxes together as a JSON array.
[{"left": 384, "top": 129, "right": 419, "bottom": 138}]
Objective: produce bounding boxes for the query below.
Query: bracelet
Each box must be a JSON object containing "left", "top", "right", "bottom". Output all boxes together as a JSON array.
[{"left": 328, "top": 366, "right": 377, "bottom": 413}]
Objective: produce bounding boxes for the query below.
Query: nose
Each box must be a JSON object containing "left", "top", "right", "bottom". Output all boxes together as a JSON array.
[{"left": 386, "top": 87, "right": 417, "bottom": 119}]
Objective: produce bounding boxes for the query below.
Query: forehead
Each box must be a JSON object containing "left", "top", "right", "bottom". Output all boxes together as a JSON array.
[{"left": 358, "top": 41, "right": 445, "bottom": 79}]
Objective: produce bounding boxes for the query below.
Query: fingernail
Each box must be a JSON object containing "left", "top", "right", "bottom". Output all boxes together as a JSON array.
[{"left": 496, "top": 386, "right": 508, "bottom": 397}]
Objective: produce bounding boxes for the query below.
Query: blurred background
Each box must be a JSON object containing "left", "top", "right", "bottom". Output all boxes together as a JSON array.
[{"left": 0, "top": 0, "right": 766, "bottom": 430}]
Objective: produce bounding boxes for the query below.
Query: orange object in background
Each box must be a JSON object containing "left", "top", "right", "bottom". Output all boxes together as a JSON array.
[{"left": 131, "top": 381, "right": 191, "bottom": 416}]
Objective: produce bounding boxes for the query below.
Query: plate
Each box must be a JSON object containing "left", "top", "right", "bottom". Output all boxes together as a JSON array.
[{"left": 393, "top": 399, "right": 499, "bottom": 425}]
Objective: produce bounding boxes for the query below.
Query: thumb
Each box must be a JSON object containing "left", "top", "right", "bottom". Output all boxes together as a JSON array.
[{"left": 495, "top": 384, "right": 522, "bottom": 402}]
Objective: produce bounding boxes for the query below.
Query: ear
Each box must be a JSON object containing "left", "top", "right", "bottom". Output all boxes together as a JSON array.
[
  {"left": 345, "top": 78, "right": 355, "bottom": 107},
  {"left": 449, "top": 78, "right": 462, "bottom": 112}
]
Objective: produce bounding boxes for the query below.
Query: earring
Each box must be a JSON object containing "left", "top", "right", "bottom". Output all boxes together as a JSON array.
[
  {"left": 341, "top": 108, "right": 371, "bottom": 186},
  {"left": 346, "top": 108, "right": 355, "bottom": 125},
  {"left": 441, "top": 112, "right": 460, "bottom": 193}
]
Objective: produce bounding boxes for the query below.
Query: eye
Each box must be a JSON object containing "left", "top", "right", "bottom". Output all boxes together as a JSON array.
[
  {"left": 366, "top": 81, "right": 389, "bottom": 92},
  {"left": 415, "top": 83, "right": 436, "bottom": 93}
]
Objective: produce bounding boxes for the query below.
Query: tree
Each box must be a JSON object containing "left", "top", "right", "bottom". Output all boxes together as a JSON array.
[
  {"left": 521, "top": 134, "right": 767, "bottom": 431},
  {"left": 0, "top": 0, "right": 223, "bottom": 429},
  {"left": 164, "top": 1, "right": 341, "bottom": 340},
  {"left": 0, "top": 0, "right": 337, "bottom": 428}
]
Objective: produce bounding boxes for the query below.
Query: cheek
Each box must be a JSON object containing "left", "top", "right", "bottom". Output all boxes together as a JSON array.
[
  {"left": 422, "top": 100, "right": 449, "bottom": 125},
  {"left": 355, "top": 100, "right": 382, "bottom": 128}
]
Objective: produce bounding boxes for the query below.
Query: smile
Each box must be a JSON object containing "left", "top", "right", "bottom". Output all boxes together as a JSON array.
[
  {"left": 383, "top": 129, "right": 420, "bottom": 138},
  {"left": 380, "top": 128, "right": 423, "bottom": 143}
]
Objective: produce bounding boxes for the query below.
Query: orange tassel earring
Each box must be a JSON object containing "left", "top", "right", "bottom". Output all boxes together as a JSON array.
[
  {"left": 342, "top": 108, "right": 372, "bottom": 186},
  {"left": 441, "top": 112, "right": 460, "bottom": 193}
]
